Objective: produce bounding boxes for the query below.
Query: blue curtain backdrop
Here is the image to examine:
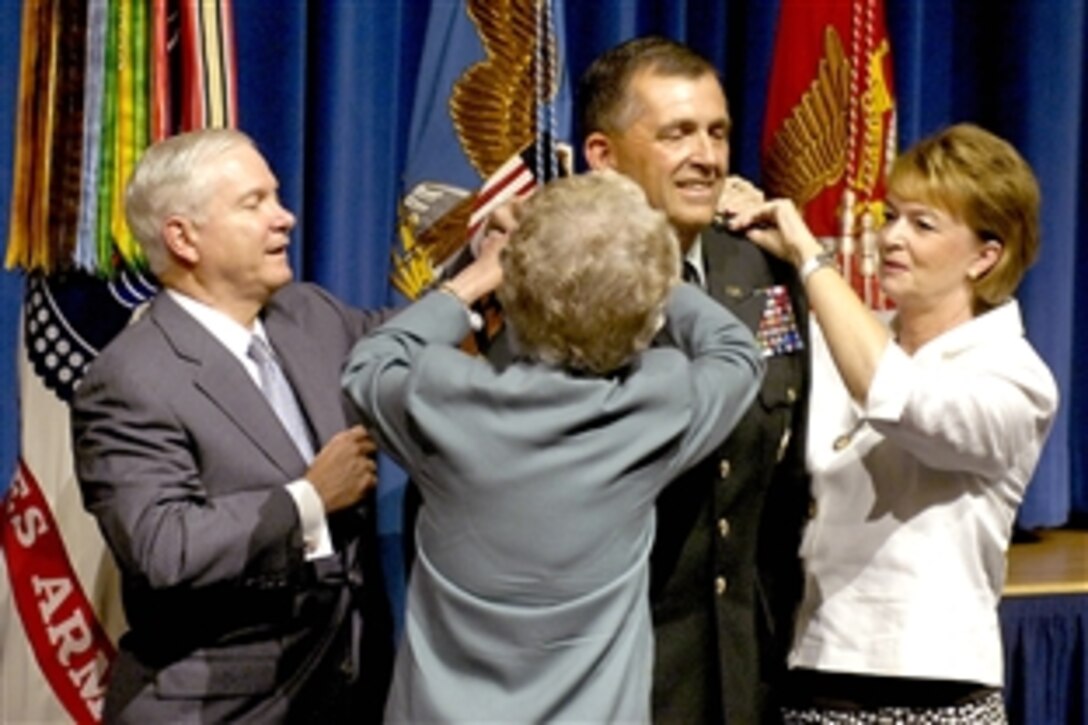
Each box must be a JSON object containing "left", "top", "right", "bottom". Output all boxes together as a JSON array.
[
  {"left": 0, "top": 0, "right": 1085, "bottom": 534},
  {"left": 0, "top": 1, "right": 23, "bottom": 493}
]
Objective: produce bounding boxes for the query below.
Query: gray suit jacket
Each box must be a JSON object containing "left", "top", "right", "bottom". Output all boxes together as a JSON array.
[
  {"left": 73, "top": 282, "right": 393, "bottom": 723},
  {"left": 343, "top": 283, "right": 764, "bottom": 722}
]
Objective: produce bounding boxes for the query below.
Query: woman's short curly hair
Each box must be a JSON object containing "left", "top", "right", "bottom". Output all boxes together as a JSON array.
[
  {"left": 497, "top": 171, "right": 680, "bottom": 374},
  {"left": 888, "top": 123, "right": 1040, "bottom": 311}
]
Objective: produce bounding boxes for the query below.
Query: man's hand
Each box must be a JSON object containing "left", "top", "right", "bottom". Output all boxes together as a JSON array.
[{"left": 306, "top": 426, "right": 378, "bottom": 513}]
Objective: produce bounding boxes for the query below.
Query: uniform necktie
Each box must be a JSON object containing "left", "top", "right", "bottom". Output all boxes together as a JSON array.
[
  {"left": 682, "top": 260, "right": 702, "bottom": 287},
  {"left": 247, "top": 335, "right": 315, "bottom": 462}
]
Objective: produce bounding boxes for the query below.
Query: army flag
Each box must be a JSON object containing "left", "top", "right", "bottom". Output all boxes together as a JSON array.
[
  {"left": 0, "top": 2, "right": 237, "bottom": 722},
  {"left": 762, "top": 0, "right": 898, "bottom": 309},
  {"left": 0, "top": 271, "right": 153, "bottom": 723}
]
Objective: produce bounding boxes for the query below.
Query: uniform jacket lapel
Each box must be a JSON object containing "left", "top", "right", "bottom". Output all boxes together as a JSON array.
[{"left": 703, "top": 227, "right": 773, "bottom": 333}]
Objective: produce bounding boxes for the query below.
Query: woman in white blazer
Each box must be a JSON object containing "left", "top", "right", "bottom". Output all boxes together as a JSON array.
[{"left": 721, "top": 124, "right": 1058, "bottom": 723}]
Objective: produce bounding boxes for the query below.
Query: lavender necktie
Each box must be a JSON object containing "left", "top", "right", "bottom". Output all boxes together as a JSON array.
[{"left": 247, "top": 335, "right": 315, "bottom": 462}]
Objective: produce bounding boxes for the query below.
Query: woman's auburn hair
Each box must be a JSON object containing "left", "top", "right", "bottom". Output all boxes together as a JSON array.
[{"left": 888, "top": 123, "right": 1041, "bottom": 311}]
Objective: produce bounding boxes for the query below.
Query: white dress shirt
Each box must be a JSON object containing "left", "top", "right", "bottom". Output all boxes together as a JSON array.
[
  {"left": 167, "top": 290, "right": 333, "bottom": 559},
  {"left": 791, "top": 299, "right": 1058, "bottom": 686}
]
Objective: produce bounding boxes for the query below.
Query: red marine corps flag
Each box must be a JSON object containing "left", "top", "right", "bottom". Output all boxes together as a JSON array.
[{"left": 762, "top": 0, "right": 897, "bottom": 309}]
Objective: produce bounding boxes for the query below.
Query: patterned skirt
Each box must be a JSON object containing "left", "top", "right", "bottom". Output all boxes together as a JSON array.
[{"left": 782, "top": 691, "right": 1007, "bottom": 724}]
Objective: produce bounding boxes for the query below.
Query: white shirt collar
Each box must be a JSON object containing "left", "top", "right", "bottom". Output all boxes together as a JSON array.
[
  {"left": 896, "top": 299, "right": 1025, "bottom": 361},
  {"left": 166, "top": 289, "right": 267, "bottom": 383}
]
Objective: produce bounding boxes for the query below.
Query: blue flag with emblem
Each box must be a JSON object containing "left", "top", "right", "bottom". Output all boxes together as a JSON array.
[{"left": 392, "top": 0, "right": 572, "bottom": 301}]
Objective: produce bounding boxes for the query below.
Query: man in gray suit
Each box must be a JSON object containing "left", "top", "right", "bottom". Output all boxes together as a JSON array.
[{"left": 72, "top": 129, "right": 393, "bottom": 723}]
